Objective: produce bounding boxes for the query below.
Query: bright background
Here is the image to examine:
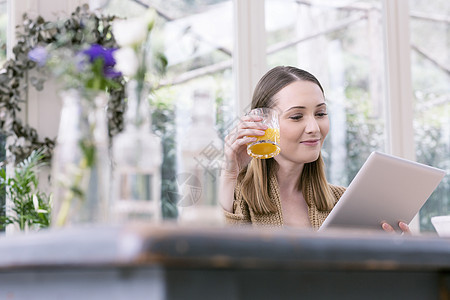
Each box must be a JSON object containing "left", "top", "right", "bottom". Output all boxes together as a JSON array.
[{"left": 1, "top": 0, "right": 448, "bottom": 232}]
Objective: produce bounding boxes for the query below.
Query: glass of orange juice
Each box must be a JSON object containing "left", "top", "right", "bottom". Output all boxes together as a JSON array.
[{"left": 246, "top": 108, "right": 280, "bottom": 159}]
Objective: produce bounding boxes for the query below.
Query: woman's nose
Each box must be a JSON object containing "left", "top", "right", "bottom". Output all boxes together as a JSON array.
[{"left": 305, "top": 117, "right": 320, "bottom": 134}]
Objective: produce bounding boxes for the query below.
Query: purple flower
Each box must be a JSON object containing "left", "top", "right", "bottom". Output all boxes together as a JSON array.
[
  {"left": 83, "top": 44, "right": 115, "bottom": 66},
  {"left": 103, "top": 67, "right": 122, "bottom": 79},
  {"left": 28, "top": 46, "right": 48, "bottom": 67},
  {"left": 82, "top": 44, "right": 121, "bottom": 78}
]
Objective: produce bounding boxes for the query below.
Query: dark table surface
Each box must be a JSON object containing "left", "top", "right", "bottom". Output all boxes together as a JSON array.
[
  {"left": 1, "top": 224, "right": 450, "bottom": 270},
  {"left": 1, "top": 224, "right": 450, "bottom": 299}
]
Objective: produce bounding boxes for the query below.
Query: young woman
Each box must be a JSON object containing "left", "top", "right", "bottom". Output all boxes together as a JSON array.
[{"left": 220, "top": 66, "right": 410, "bottom": 233}]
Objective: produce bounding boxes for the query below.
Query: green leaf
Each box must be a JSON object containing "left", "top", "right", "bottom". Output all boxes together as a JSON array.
[{"left": 0, "top": 147, "right": 52, "bottom": 230}]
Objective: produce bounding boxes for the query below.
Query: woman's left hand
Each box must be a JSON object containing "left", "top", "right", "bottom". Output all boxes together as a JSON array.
[{"left": 381, "top": 221, "right": 411, "bottom": 234}]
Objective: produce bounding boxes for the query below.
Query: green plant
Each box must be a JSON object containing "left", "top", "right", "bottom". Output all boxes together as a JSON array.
[{"left": 0, "top": 149, "right": 51, "bottom": 231}]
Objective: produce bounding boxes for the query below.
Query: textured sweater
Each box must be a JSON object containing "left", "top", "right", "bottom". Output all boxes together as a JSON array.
[{"left": 224, "top": 173, "right": 346, "bottom": 229}]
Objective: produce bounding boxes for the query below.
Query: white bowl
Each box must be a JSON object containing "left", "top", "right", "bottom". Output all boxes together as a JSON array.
[{"left": 431, "top": 215, "right": 450, "bottom": 237}]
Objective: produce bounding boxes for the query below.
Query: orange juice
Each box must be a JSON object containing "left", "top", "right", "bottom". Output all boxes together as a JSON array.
[{"left": 247, "top": 128, "right": 280, "bottom": 159}]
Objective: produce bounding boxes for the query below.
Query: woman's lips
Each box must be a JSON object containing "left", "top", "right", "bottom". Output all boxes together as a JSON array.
[{"left": 300, "top": 139, "right": 320, "bottom": 146}]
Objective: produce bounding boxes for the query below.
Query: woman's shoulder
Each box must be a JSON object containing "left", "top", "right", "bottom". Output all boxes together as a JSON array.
[{"left": 328, "top": 184, "right": 346, "bottom": 200}]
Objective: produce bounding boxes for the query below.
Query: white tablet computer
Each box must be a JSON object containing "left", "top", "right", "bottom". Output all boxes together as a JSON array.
[{"left": 319, "top": 151, "right": 446, "bottom": 231}]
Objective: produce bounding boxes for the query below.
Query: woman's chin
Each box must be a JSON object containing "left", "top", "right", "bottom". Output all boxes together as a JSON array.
[
  {"left": 298, "top": 147, "right": 321, "bottom": 162},
  {"left": 305, "top": 153, "right": 321, "bottom": 163},
  {"left": 276, "top": 149, "right": 321, "bottom": 164}
]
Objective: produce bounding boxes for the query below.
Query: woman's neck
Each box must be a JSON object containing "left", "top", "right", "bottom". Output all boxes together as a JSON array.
[{"left": 275, "top": 161, "right": 304, "bottom": 194}]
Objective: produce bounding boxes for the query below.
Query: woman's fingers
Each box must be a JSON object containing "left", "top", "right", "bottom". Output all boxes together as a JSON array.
[
  {"left": 225, "top": 125, "right": 266, "bottom": 147},
  {"left": 241, "top": 115, "right": 263, "bottom": 122},
  {"left": 381, "top": 221, "right": 411, "bottom": 235},
  {"left": 399, "top": 221, "right": 411, "bottom": 234},
  {"left": 222, "top": 114, "right": 268, "bottom": 174},
  {"left": 225, "top": 115, "right": 267, "bottom": 144},
  {"left": 238, "top": 121, "right": 268, "bottom": 130},
  {"left": 238, "top": 115, "right": 267, "bottom": 132},
  {"left": 239, "top": 129, "right": 266, "bottom": 138},
  {"left": 381, "top": 222, "right": 395, "bottom": 233},
  {"left": 229, "top": 136, "right": 256, "bottom": 148},
  {"left": 224, "top": 135, "right": 255, "bottom": 158}
]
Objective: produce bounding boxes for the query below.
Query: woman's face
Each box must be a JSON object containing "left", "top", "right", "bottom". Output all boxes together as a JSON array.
[{"left": 273, "top": 80, "right": 329, "bottom": 165}]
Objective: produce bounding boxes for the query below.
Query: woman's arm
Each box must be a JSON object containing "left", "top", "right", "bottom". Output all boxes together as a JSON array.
[
  {"left": 219, "top": 172, "right": 238, "bottom": 213},
  {"left": 220, "top": 177, "right": 252, "bottom": 225},
  {"left": 219, "top": 114, "right": 267, "bottom": 213}
]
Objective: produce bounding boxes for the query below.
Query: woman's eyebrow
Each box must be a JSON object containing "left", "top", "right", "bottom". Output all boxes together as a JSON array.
[{"left": 284, "top": 103, "right": 326, "bottom": 112}]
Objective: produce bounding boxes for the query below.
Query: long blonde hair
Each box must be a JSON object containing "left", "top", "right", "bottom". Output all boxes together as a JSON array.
[{"left": 239, "top": 66, "right": 334, "bottom": 214}]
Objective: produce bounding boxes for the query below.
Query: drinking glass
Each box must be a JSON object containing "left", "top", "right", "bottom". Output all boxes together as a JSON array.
[{"left": 246, "top": 108, "right": 281, "bottom": 159}]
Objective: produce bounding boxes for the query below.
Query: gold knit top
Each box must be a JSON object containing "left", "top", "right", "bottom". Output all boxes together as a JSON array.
[{"left": 224, "top": 173, "right": 346, "bottom": 230}]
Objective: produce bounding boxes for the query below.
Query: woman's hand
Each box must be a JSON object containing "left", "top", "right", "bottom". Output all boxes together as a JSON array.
[
  {"left": 222, "top": 114, "right": 267, "bottom": 178},
  {"left": 381, "top": 221, "right": 411, "bottom": 234}
]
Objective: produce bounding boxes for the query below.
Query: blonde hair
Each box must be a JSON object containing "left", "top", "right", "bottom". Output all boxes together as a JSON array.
[{"left": 239, "top": 66, "right": 334, "bottom": 214}]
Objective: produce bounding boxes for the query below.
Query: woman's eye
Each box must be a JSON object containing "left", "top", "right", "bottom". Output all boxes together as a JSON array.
[
  {"left": 316, "top": 112, "right": 328, "bottom": 117},
  {"left": 289, "top": 115, "right": 303, "bottom": 120}
]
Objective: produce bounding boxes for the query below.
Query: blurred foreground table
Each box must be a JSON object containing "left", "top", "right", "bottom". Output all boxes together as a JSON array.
[{"left": 0, "top": 224, "right": 450, "bottom": 300}]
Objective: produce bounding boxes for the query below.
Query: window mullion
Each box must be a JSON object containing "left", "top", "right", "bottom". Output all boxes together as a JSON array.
[
  {"left": 382, "top": 0, "right": 415, "bottom": 160},
  {"left": 382, "top": 0, "right": 418, "bottom": 231},
  {"left": 233, "top": 0, "right": 267, "bottom": 115}
]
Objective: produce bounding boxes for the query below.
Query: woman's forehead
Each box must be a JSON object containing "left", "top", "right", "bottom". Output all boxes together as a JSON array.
[{"left": 273, "top": 81, "right": 325, "bottom": 110}]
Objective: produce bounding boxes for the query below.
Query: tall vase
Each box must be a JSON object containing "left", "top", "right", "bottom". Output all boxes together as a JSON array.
[
  {"left": 111, "top": 80, "right": 162, "bottom": 223},
  {"left": 178, "top": 90, "right": 224, "bottom": 226},
  {"left": 51, "top": 89, "right": 111, "bottom": 227}
]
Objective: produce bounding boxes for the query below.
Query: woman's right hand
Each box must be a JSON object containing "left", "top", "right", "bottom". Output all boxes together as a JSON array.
[{"left": 222, "top": 114, "right": 268, "bottom": 178}]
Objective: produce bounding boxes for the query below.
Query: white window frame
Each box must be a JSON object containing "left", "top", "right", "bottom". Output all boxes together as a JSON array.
[
  {"left": 232, "top": 0, "right": 266, "bottom": 115},
  {"left": 382, "top": 0, "right": 415, "bottom": 161},
  {"left": 381, "top": 0, "right": 418, "bottom": 231}
]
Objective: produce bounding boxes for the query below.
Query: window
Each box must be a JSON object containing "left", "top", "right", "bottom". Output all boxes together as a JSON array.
[
  {"left": 409, "top": 0, "right": 450, "bottom": 232},
  {"left": 265, "top": 0, "right": 386, "bottom": 186},
  {"left": 266, "top": 0, "right": 449, "bottom": 232},
  {"left": 97, "top": 0, "right": 448, "bottom": 231},
  {"left": 100, "top": 0, "right": 234, "bottom": 218}
]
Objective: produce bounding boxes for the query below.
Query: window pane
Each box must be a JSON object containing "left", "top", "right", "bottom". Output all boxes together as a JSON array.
[
  {"left": 265, "top": 0, "right": 386, "bottom": 187},
  {"left": 409, "top": 0, "right": 450, "bottom": 232}
]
